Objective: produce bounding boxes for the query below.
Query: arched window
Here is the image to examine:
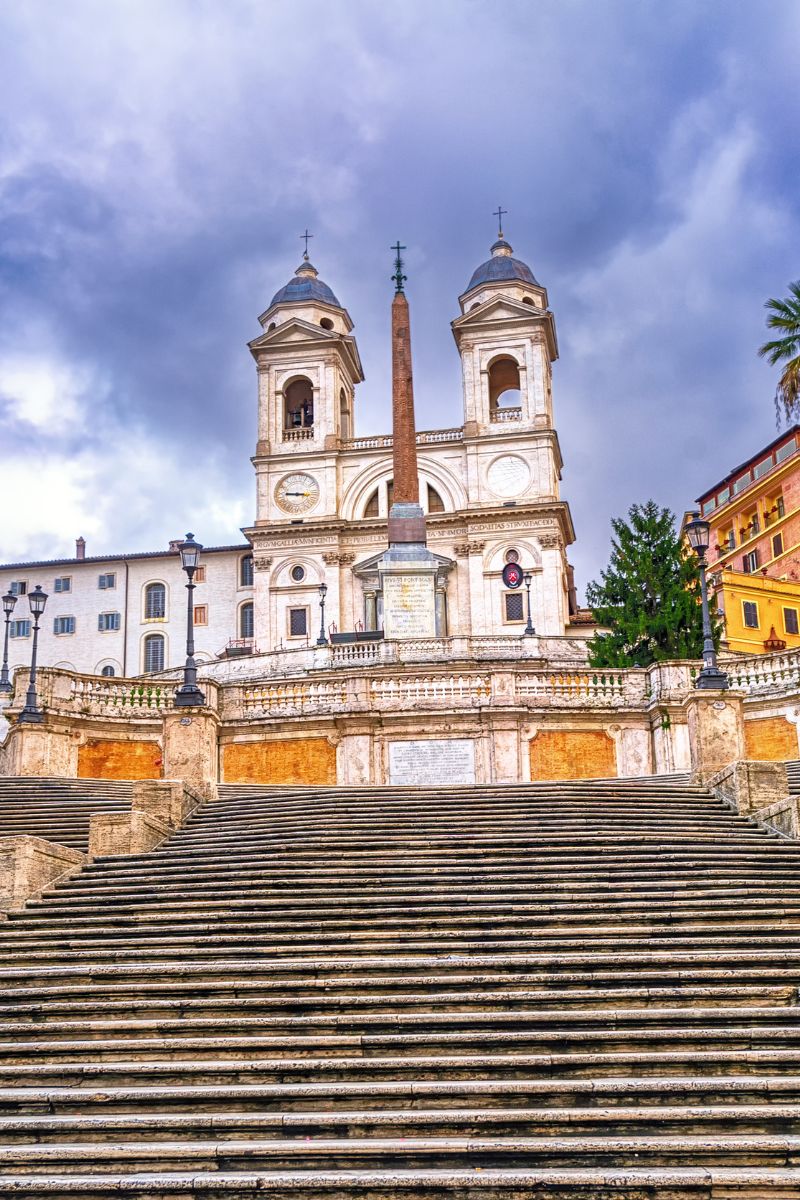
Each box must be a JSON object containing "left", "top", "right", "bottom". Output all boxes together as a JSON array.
[
  {"left": 143, "top": 634, "right": 165, "bottom": 673},
  {"left": 240, "top": 555, "right": 254, "bottom": 587},
  {"left": 488, "top": 356, "right": 521, "bottom": 414},
  {"left": 144, "top": 582, "right": 166, "bottom": 619},
  {"left": 364, "top": 488, "right": 379, "bottom": 518},
  {"left": 283, "top": 377, "right": 314, "bottom": 430},
  {"left": 240, "top": 602, "right": 254, "bottom": 640},
  {"left": 427, "top": 484, "right": 445, "bottom": 513},
  {"left": 340, "top": 388, "right": 351, "bottom": 440},
  {"left": 100, "top": 665, "right": 116, "bottom": 677}
]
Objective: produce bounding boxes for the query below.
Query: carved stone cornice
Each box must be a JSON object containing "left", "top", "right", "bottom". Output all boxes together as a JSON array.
[{"left": 453, "top": 541, "right": 486, "bottom": 557}]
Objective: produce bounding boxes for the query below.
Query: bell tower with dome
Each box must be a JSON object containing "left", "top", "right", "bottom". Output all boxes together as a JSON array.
[{"left": 243, "top": 227, "right": 579, "bottom": 654}]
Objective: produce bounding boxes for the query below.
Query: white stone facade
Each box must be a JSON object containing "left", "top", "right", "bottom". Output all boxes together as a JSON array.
[
  {"left": 245, "top": 238, "right": 579, "bottom": 650},
  {"left": 0, "top": 545, "right": 254, "bottom": 678}
]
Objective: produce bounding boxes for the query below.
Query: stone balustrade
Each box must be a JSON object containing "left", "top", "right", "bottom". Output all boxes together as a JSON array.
[{"left": 342, "top": 427, "right": 463, "bottom": 451}]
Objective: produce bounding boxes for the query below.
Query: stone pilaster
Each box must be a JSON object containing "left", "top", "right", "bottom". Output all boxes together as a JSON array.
[
  {"left": 685, "top": 690, "right": 745, "bottom": 783},
  {"left": 162, "top": 708, "right": 220, "bottom": 799}
]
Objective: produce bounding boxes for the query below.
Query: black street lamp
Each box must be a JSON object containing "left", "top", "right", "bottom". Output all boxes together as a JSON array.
[
  {"left": 317, "top": 582, "right": 328, "bottom": 646},
  {"left": 522, "top": 571, "right": 536, "bottom": 637},
  {"left": 174, "top": 533, "right": 206, "bottom": 707},
  {"left": 19, "top": 585, "right": 48, "bottom": 723},
  {"left": 0, "top": 591, "right": 16, "bottom": 694},
  {"left": 685, "top": 511, "right": 728, "bottom": 690}
]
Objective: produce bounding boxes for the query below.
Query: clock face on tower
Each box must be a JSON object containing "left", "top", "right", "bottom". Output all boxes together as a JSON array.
[{"left": 274, "top": 472, "right": 320, "bottom": 515}]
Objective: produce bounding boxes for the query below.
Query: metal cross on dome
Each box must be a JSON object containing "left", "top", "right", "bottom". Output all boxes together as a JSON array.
[
  {"left": 494, "top": 206, "right": 507, "bottom": 238},
  {"left": 300, "top": 229, "right": 313, "bottom": 258}
]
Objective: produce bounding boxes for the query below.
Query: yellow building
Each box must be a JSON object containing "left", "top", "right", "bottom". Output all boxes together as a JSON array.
[{"left": 696, "top": 425, "right": 800, "bottom": 654}]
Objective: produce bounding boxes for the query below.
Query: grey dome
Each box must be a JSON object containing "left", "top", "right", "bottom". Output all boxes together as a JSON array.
[
  {"left": 269, "top": 259, "right": 341, "bottom": 308},
  {"left": 466, "top": 237, "right": 539, "bottom": 291}
]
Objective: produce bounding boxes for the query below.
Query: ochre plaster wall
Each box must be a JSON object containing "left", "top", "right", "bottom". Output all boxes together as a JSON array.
[
  {"left": 530, "top": 730, "right": 616, "bottom": 781},
  {"left": 223, "top": 738, "right": 336, "bottom": 785},
  {"left": 743, "top": 716, "right": 799, "bottom": 762},
  {"left": 78, "top": 740, "right": 162, "bottom": 781}
]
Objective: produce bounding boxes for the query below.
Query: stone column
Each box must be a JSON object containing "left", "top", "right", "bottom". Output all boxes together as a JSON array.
[
  {"left": 365, "top": 591, "right": 377, "bottom": 632},
  {"left": 162, "top": 708, "right": 220, "bottom": 799},
  {"left": 685, "top": 690, "right": 745, "bottom": 784}
]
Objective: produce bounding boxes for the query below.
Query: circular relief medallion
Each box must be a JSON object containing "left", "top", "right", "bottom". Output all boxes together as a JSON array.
[
  {"left": 274, "top": 472, "right": 320, "bottom": 515},
  {"left": 487, "top": 455, "right": 530, "bottom": 498}
]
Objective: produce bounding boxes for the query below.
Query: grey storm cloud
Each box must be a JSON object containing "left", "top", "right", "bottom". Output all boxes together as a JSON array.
[{"left": 0, "top": 0, "right": 798, "bottom": 596}]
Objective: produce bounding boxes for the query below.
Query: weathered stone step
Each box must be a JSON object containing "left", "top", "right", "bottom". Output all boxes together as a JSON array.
[
  {"left": 2, "top": 985, "right": 788, "bottom": 1019},
  {"left": 1, "top": 1102, "right": 799, "bottom": 1141},
  {"left": 4, "top": 1132, "right": 800, "bottom": 1171},
  {"left": 4, "top": 1074, "right": 799, "bottom": 1114},
  {"left": 7, "top": 1025, "right": 800, "bottom": 1064},
  {"left": 7, "top": 928, "right": 800, "bottom": 967},
  {"left": 0, "top": 1166, "right": 794, "bottom": 1199},
  {"left": 6, "top": 1047, "right": 800, "bottom": 1085},
  {"left": 2, "top": 1006, "right": 797, "bottom": 1039}
]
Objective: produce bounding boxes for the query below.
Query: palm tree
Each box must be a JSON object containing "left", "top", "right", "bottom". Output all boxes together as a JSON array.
[{"left": 759, "top": 281, "right": 800, "bottom": 422}]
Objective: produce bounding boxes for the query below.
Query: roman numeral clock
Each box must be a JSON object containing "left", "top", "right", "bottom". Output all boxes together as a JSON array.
[{"left": 274, "top": 472, "right": 320, "bottom": 515}]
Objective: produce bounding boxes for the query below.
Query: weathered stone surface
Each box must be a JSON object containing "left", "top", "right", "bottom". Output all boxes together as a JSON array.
[
  {"left": 222, "top": 737, "right": 336, "bottom": 785},
  {"left": 0, "top": 722, "right": 77, "bottom": 779},
  {"left": 87, "top": 809, "right": 170, "bottom": 858},
  {"left": 77, "top": 737, "right": 162, "bottom": 780},
  {"left": 162, "top": 708, "right": 220, "bottom": 798},
  {"left": 744, "top": 714, "right": 800, "bottom": 761},
  {"left": 0, "top": 834, "right": 84, "bottom": 910},
  {"left": 686, "top": 691, "right": 745, "bottom": 783},
  {"left": 529, "top": 729, "right": 616, "bottom": 781},
  {"left": 709, "top": 759, "right": 790, "bottom": 816}
]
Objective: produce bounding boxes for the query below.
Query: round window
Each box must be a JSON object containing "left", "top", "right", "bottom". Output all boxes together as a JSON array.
[
  {"left": 291, "top": 565, "right": 306, "bottom": 582},
  {"left": 504, "top": 549, "right": 520, "bottom": 564}
]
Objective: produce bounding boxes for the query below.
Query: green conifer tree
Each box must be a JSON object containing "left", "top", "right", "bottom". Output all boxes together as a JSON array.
[{"left": 586, "top": 500, "right": 721, "bottom": 668}]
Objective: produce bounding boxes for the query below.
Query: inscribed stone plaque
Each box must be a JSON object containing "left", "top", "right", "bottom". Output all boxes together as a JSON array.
[
  {"left": 382, "top": 572, "right": 436, "bottom": 639},
  {"left": 389, "top": 738, "right": 476, "bottom": 786}
]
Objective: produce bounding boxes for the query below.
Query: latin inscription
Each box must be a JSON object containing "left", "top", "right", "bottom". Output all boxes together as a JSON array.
[
  {"left": 389, "top": 738, "right": 476, "bottom": 785},
  {"left": 382, "top": 573, "right": 436, "bottom": 639}
]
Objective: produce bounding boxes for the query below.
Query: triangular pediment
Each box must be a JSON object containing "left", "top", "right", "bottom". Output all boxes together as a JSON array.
[
  {"left": 452, "top": 294, "right": 549, "bottom": 329},
  {"left": 248, "top": 317, "right": 339, "bottom": 351}
]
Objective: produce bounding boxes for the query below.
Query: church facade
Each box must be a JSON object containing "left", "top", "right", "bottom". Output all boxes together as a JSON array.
[{"left": 245, "top": 233, "right": 580, "bottom": 651}]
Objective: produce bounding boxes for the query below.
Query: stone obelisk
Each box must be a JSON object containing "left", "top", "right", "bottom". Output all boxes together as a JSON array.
[{"left": 379, "top": 243, "right": 439, "bottom": 639}]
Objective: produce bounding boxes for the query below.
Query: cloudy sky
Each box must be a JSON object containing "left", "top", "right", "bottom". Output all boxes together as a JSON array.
[{"left": 0, "top": 0, "right": 797, "bottom": 596}]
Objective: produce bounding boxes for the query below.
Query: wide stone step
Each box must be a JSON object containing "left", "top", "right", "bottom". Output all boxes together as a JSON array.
[
  {"left": 1, "top": 1007, "right": 797, "bottom": 1040},
  {"left": 5, "top": 1132, "right": 800, "bottom": 1172},
  {"left": 0, "top": 1166, "right": 795, "bottom": 1199},
  {"left": 1, "top": 1102, "right": 800, "bottom": 1141},
  {"left": 2, "top": 985, "right": 789, "bottom": 1019}
]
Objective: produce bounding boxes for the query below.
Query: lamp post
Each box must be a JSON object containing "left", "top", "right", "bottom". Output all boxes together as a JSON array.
[
  {"left": 19, "top": 585, "right": 48, "bottom": 723},
  {"left": 522, "top": 571, "right": 536, "bottom": 637},
  {"left": 685, "top": 511, "right": 728, "bottom": 690},
  {"left": 174, "top": 533, "right": 206, "bottom": 707},
  {"left": 317, "top": 582, "right": 328, "bottom": 646},
  {"left": 0, "top": 591, "right": 16, "bottom": 694}
]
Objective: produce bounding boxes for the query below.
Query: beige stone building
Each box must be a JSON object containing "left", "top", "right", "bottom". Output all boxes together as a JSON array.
[{"left": 245, "top": 234, "right": 580, "bottom": 648}]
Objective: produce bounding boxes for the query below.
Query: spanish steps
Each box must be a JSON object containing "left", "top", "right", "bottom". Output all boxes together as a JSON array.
[{"left": 0, "top": 774, "right": 799, "bottom": 1195}]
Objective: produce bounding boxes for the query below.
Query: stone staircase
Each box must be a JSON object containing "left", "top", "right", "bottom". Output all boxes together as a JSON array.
[
  {"left": 0, "top": 776, "right": 798, "bottom": 1195},
  {"left": 0, "top": 777, "right": 133, "bottom": 851},
  {"left": 785, "top": 760, "right": 800, "bottom": 795}
]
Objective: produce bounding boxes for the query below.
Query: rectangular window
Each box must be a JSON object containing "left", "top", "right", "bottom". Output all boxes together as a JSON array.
[
  {"left": 97, "top": 612, "right": 121, "bottom": 632},
  {"left": 743, "top": 601, "right": 759, "bottom": 629},
  {"left": 9, "top": 620, "right": 30, "bottom": 638},
  {"left": 288, "top": 607, "right": 308, "bottom": 637},
  {"left": 776, "top": 438, "right": 796, "bottom": 463},
  {"left": 717, "top": 487, "right": 730, "bottom": 506},
  {"left": 742, "top": 549, "right": 759, "bottom": 573},
  {"left": 98, "top": 573, "right": 116, "bottom": 590},
  {"left": 193, "top": 605, "right": 208, "bottom": 626},
  {"left": 732, "top": 473, "right": 751, "bottom": 495},
  {"left": 748, "top": 511, "right": 760, "bottom": 535},
  {"left": 784, "top": 608, "right": 799, "bottom": 636},
  {"left": 773, "top": 533, "right": 784, "bottom": 558},
  {"left": 753, "top": 455, "right": 774, "bottom": 479},
  {"left": 701, "top": 498, "right": 715, "bottom": 516},
  {"left": 53, "top": 616, "right": 76, "bottom": 635},
  {"left": 504, "top": 592, "right": 525, "bottom": 622},
  {"left": 777, "top": 495, "right": 786, "bottom": 519},
  {"left": 194, "top": 566, "right": 206, "bottom": 583},
  {"left": 54, "top": 576, "right": 71, "bottom": 593},
  {"left": 9, "top": 581, "right": 26, "bottom": 596}
]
